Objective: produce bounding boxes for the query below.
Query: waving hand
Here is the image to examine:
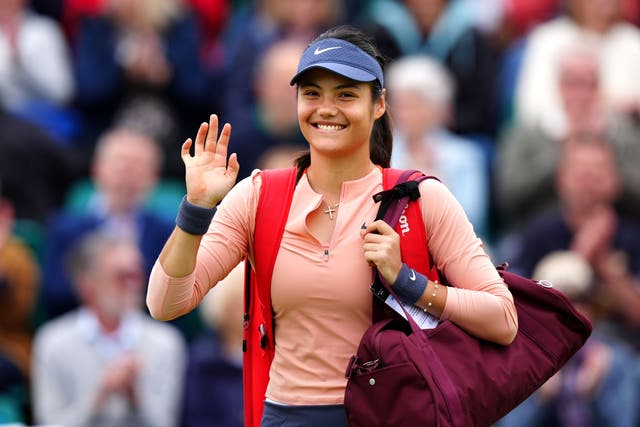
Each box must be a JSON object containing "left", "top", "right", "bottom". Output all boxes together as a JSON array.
[{"left": 181, "top": 114, "right": 240, "bottom": 208}]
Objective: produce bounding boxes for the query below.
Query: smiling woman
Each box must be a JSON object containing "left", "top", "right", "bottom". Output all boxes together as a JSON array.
[
  {"left": 146, "top": 24, "right": 517, "bottom": 427},
  {"left": 290, "top": 31, "right": 392, "bottom": 189},
  {"left": 295, "top": 69, "right": 384, "bottom": 188}
]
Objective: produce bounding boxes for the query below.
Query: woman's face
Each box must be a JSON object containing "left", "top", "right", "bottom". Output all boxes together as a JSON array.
[{"left": 296, "top": 68, "right": 385, "bottom": 160}]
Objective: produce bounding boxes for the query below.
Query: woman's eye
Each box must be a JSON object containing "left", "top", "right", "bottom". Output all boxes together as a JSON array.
[
  {"left": 302, "top": 90, "right": 319, "bottom": 97},
  {"left": 339, "top": 92, "right": 356, "bottom": 99}
]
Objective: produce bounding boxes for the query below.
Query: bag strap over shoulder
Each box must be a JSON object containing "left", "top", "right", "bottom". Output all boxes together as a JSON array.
[
  {"left": 243, "top": 167, "right": 297, "bottom": 427},
  {"left": 369, "top": 169, "right": 442, "bottom": 323},
  {"left": 380, "top": 168, "right": 440, "bottom": 281},
  {"left": 251, "top": 167, "right": 297, "bottom": 311}
]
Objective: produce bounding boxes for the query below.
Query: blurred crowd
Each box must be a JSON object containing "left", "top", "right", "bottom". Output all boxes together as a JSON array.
[{"left": 1, "top": 0, "right": 640, "bottom": 426}]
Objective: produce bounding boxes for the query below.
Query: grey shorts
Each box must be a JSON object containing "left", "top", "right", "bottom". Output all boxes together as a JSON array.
[{"left": 260, "top": 400, "right": 349, "bottom": 427}]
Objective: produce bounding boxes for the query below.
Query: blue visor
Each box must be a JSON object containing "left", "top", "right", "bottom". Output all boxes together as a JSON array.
[{"left": 290, "top": 38, "right": 384, "bottom": 87}]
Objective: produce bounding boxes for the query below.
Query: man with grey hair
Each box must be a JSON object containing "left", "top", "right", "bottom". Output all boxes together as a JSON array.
[
  {"left": 32, "top": 231, "right": 186, "bottom": 427},
  {"left": 387, "top": 54, "right": 490, "bottom": 239}
]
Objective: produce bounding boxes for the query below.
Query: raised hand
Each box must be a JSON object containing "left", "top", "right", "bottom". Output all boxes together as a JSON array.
[{"left": 181, "top": 114, "right": 240, "bottom": 208}]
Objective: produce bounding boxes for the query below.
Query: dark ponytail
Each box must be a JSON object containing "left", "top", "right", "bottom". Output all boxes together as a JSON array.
[{"left": 295, "top": 25, "right": 392, "bottom": 181}]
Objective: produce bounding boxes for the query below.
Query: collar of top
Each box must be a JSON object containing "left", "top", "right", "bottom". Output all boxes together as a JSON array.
[{"left": 289, "top": 38, "right": 384, "bottom": 87}]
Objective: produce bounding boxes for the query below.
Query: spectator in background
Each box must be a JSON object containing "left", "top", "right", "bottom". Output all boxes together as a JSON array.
[
  {"left": 492, "top": 0, "right": 560, "bottom": 130},
  {"left": 514, "top": 0, "right": 640, "bottom": 128},
  {"left": 0, "top": 0, "right": 76, "bottom": 141},
  {"left": 189, "top": 0, "right": 229, "bottom": 57},
  {"left": 181, "top": 261, "right": 244, "bottom": 427},
  {"left": 42, "top": 127, "right": 173, "bottom": 320},
  {"left": 48, "top": 0, "right": 230, "bottom": 53},
  {"left": 32, "top": 231, "right": 186, "bottom": 427},
  {"left": 0, "top": 105, "right": 77, "bottom": 223},
  {"left": 496, "top": 43, "right": 640, "bottom": 231},
  {"left": 0, "top": 183, "right": 40, "bottom": 424},
  {"left": 1, "top": 352, "right": 28, "bottom": 424},
  {"left": 498, "top": 250, "right": 640, "bottom": 427},
  {"left": 254, "top": 144, "right": 305, "bottom": 172},
  {"left": 503, "top": 136, "right": 640, "bottom": 350},
  {"left": 500, "top": 0, "right": 559, "bottom": 42},
  {"left": 231, "top": 36, "right": 307, "bottom": 181},
  {"left": 222, "top": 0, "right": 344, "bottom": 132},
  {"left": 386, "top": 55, "right": 490, "bottom": 240},
  {"left": 189, "top": 0, "right": 230, "bottom": 113},
  {"left": 73, "top": 0, "right": 210, "bottom": 177},
  {"left": 360, "top": 0, "right": 499, "bottom": 137}
]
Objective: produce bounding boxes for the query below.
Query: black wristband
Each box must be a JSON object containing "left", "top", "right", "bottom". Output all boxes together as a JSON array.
[
  {"left": 175, "top": 195, "right": 216, "bottom": 235},
  {"left": 392, "top": 264, "right": 428, "bottom": 304}
]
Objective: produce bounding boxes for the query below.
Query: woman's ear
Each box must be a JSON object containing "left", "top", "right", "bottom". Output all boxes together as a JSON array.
[{"left": 374, "top": 88, "right": 387, "bottom": 120}]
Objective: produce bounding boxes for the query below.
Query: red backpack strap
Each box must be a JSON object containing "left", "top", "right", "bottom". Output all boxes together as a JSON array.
[
  {"left": 242, "top": 167, "right": 297, "bottom": 427},
  {"left": 382, "top": 168, "right": 440, "bottom": 282}
]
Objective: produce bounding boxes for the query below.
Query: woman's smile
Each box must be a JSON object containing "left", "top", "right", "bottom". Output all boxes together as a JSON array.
[{"left": 313, "top": 122, "right": 347, "bottom": 133}]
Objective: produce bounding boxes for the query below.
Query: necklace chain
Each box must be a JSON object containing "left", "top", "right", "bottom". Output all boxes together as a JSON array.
[{"left": 323, "top": 201, "right": 340, "bottom": 220}]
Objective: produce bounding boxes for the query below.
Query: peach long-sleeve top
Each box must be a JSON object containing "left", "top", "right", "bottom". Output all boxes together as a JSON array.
[{"left": 147, "top": 167, "right": 517, "bottom": 405}]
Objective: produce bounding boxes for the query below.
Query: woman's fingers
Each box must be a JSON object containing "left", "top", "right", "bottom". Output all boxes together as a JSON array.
[
  {"left": 181, "top": 138, "right": 192, "bottom": 160},
  {"left": 215, "top": 123, "right": 232, "bottom": 159},
  {"left": 227, "top": 152, "right": 240, "bottom": 176},
  {"left": 362, "top": 220, "right": 397, "bottom": 241},
  {"left": 194, "top": 121, "right": 209, "bottom": 155},
  {"left": 362, "top": 220, "right": 401, "bottom": 269},
  {"left": 363, "top": 242, "right": 393, "bottom": 258},
  {"left": 185, "top": 116, "right": 234, "bottom": 169},
  {"left": 204, "top": 114, "right": 219, "bottom": 153}
]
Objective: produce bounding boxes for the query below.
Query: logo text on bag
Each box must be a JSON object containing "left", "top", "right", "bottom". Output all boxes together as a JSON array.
[{"left": 399, "top": 204, "right": 410, "bottom": 236}]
